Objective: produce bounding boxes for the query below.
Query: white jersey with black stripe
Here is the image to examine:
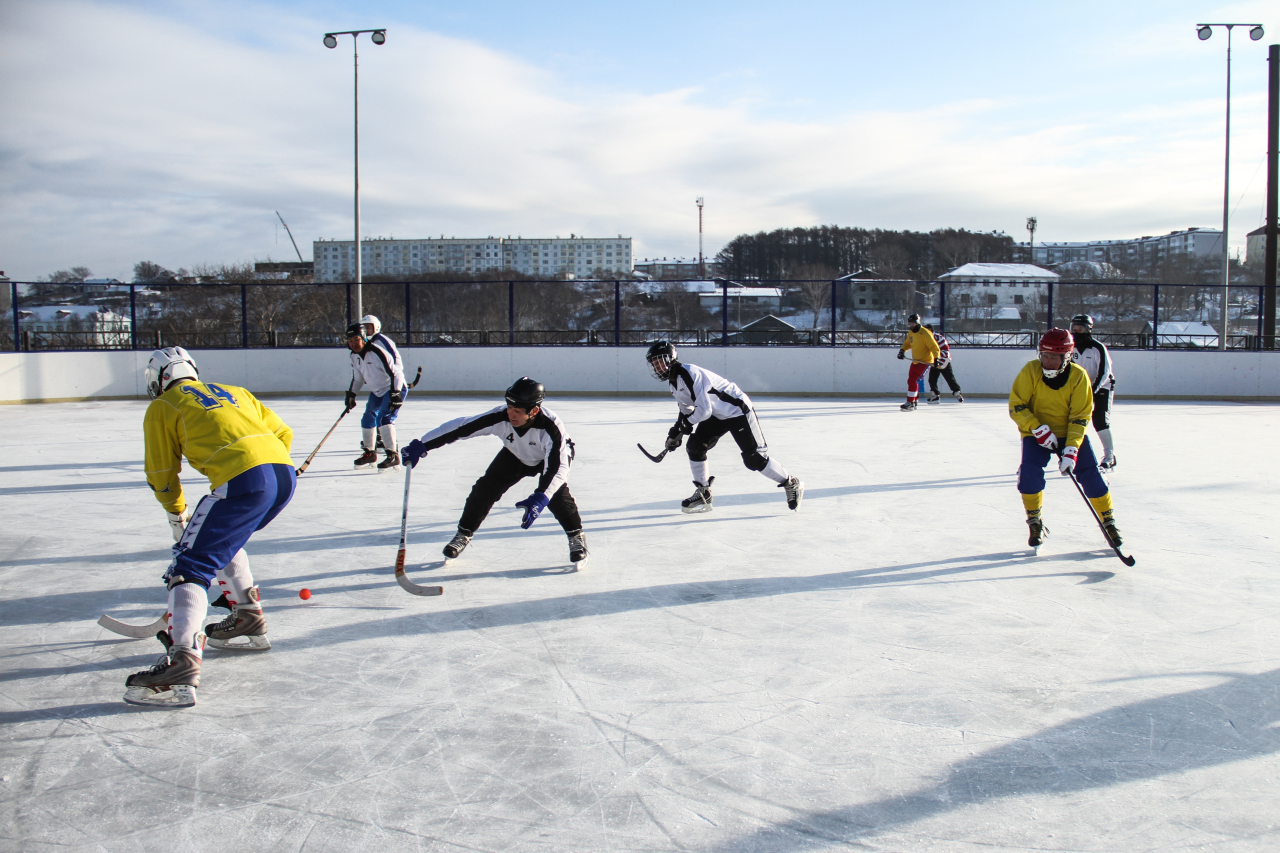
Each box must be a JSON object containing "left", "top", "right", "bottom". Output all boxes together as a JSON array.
[
  {"left": 417, "top": 404, "right": 575, "bottom": 496},
  {"left": 349, "top": 334, "right": 405, "bottom": 397},
  {"left": 1072, "top": 339, "right": 1114, "bottom": 393},
  {"left": 668, "top": 362, "right": 754, "bottom": 424}
]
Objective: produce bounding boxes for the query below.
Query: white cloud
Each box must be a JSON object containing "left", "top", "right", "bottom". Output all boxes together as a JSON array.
[{"left": 0, "top": 0, "right": 1269, "bottom": 280}]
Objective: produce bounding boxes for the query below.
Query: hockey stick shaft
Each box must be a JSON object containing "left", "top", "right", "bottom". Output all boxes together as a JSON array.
[
  {"left": 296, "top": 409, "right": 348, "bottom": 475},
  {"left": 393, "top": 464, "right": 443, "bottom": 595},
  {"left": 1067, "top": 468, "right": 1135, "bottom": 566},
  {"left": 637, "top": 442, "right": 669, "bottom": 463}
]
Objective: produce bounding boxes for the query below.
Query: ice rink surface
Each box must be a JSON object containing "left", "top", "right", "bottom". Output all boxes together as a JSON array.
[{"left": 2, "top": 393, "right": 1278, "bottom": 852}]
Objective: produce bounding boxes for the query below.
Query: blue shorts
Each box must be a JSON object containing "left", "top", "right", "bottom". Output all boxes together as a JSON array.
[
  {"left": 361, "top": 389, "right": 406, "bottom": 429},
  {"left": 1017, "top": 435, "right": 1108, "bottom": 499},
  {"left": 166, "top": 463, "right": 296, "bottom": 589}
]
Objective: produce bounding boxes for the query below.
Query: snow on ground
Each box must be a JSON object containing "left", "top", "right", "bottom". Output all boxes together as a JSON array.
[{"left": 1, "top": 394, "right": 1278, "bottom": 852}]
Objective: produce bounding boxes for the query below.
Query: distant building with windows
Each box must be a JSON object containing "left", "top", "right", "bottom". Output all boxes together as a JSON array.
[
  {"left": 17, "top": 305, "right": 131, "bottom": 347},
  {"left": 312, "top": 236, "right": 633, "bottom": 281},
  {"left": 937, "top": 263, "right": 1058, "bottom": 312},
  {"left": 1246, "top": 226, "right": 1279, "bottom": 273},
  {"left": 1015, "top": 228, "right": 1222, "bottom": 269},
  {"left": 633, "top": 257, "right": 717, "bottom": 279}
]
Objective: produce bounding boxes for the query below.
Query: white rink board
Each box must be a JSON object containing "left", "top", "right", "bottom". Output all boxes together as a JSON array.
[
  {"left": 1, "top": 395, "right": 1278, "bottom": 852},
  {"left": 3, "top": 346, "right": 1280, "bottom": 402}
]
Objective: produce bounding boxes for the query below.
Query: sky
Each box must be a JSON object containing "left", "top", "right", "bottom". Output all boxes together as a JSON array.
[{"left": 1, "top": 0, "right": 1277, "bottom": 281}]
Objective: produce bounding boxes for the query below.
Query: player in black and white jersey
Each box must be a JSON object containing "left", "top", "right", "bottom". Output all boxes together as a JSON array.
[
  {"left": 1069, "top": 314, "right": 1117, "bottom": 470},
  {"left": 923, "top": 324, "right": 963, "bottom": 403},
  {"left": 401, "top": 377, "right": 587, "bottom": 564},
  {"left": 645, "top": 340, "right": 803, "bottom": 514},
  {"left": 344, "top": 314, "right": 408, "bottom": 471}
]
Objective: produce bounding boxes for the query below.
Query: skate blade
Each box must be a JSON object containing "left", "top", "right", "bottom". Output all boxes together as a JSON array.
[
  {"left": 681, "top": 504, "right": 713, "bottom": 514},
  {"left": 124, "top": 684, "right": 197, "bottom": 708},
  {"left": 926, "top": 399, "right": 940, "bottom": 405},
  {"left": 205, "top": 634, "right": 271, "bottom": 651},
  {"left": 378, "top": 465, "right": 402, "bottom": 474}
]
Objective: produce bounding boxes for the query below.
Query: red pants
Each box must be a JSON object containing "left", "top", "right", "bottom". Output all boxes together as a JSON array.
[{"left": 906, "top": 362, "right": 929, "bottom": 395}]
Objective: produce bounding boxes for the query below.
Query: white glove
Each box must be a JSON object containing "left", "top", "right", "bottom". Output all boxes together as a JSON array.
[
  {"left": 167, "top": 507, "right": 192, "bottom": 543},
  {"left": 1031, "top": 424, "right": 1058, "bottom": 452},
  {"left": 1059, "top": 445, "right": 1078, "bottom": 476}
]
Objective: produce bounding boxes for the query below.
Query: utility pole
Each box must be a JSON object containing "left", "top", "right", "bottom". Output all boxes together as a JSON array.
[
  {"left": 1265, "top": 44, "right": 1278, "bottom": 348},
  {"left": 696, "top": 197, "right": 705, "bottom": 279},
  {"left": 1026, "top": 217, "right": 1037, "bottom": 265}
]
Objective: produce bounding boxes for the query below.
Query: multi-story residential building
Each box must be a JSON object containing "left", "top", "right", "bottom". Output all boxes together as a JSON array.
[
  {"left": 1014, "top": 228, "right": 1222, "bottom": 269},
  {"left": 17, "top": 305, "right": 132, "bottom": 347},
  {"left": 633, "top": 257, "right": 717, "bottom": 279},
  {"left": 937, "top": 263, "right": 1059, "bottom": 310},
  {"left": 312, "top": 236, "right": 633, "bottom": 282}
]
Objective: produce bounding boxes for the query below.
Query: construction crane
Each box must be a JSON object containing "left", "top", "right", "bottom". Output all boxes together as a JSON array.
[{"left": 276, "top": 211, "right": 305, "bottom": 264}]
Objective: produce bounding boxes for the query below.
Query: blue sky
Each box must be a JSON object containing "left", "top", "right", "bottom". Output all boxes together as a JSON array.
[{"left": 1, "top": 0, "right": 1276, "bottom": 280}]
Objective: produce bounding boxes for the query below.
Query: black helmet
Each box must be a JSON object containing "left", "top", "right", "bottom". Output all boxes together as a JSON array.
[
  {"left": 646, "top": 340, "right": 677, "bottom": 380},
  {"left": 505, "top": 376, "right": 545, "bottom": 411},
  {"left": 344, "top": 322, "right": 367, "bottom": 343},
  {"left": 907, "top": 312, "right": 921, "bottom": 325},
  {"left": 1070, "top": 314, "right": 1094, "bottom": 331}
]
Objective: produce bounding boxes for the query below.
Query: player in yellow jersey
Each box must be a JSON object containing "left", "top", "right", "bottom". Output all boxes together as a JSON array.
[
  {"left": 1009, "top": 329, "right": 1121, "bottom": 552},
  {"left": 896, "top": 313, "right": 940, "bottom": 411},
  {"left": 123, "top": 347, "right": 296, "bottom": 708}
]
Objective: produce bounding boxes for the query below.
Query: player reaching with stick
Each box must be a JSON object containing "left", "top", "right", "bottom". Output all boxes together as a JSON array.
[
  {"left": 124, "top": 347, "right": 296, "bottom": 708},
  {"left": 401, "top": 377, "right": 588, "bottom": 564},
  {"left": 1009, "top": 329, "right": 1122, "bottom": 552},
  {"left": 897, "top": 313, "right": 940, "bottom": 411},
  {"left": 644, "top": 340, "right": 803, "bottom": 514}
]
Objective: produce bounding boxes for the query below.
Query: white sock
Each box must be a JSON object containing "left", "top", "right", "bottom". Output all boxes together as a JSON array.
[
  {"left": 378, "top": 424, "right": 398, "bottom": 453},
  {"left": 168, "top": 583, "right": 207, "bottom": 656},
  {"left": 690, "top": 460, "right": 710, "bottom": 486},
  {"left": 760, "top": 457, "right": 789, "bottom": 484},
  {"left": 1097, "top": 428, "right": 1115, "bottom": 456},
  {"left": 214, "top": 549, "right": 259, "bottom": 611},
  {"left": 362, "top": 427, "right": 376, "bottom": 450}
]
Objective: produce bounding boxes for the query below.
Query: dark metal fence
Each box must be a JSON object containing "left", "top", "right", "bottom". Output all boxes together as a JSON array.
[{"left": 8, "top": 278, "right": 1278, "bottom": 352}]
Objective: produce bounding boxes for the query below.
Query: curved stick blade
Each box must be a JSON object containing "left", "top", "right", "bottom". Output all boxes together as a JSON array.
[
  {"left": 97, "top": 613, "right": 167, "bottom": 639},
  {"left": 395, "top": 563, "right": 443, "bottom": 596}
]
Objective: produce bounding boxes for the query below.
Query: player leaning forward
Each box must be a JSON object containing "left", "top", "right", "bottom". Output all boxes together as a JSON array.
[
  {"left": 345, "top": 315, "right": 408, "bottom": 471},
  {"left": 1010, "top": 329, "right": 1122, "bottom": 550},
  {"left": 126, "top": 347, "right": 296, "bottom": 707},
  {"left": 645, "top": 340, "right": 803, "bottom": 513},
  {"left": 402, "top": 377, "right": 588, "bottom": 563},
  {"left": 897, "top": 313, "right": 940, "bottom": 411}
]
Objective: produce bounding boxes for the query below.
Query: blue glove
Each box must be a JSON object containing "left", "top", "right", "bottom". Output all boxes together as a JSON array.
[
  {"left": 402, "top": 439, "right": 428, "bottom": 468},
  {"left": 515, "top": 492, "right": 550, "bottom": 529}
]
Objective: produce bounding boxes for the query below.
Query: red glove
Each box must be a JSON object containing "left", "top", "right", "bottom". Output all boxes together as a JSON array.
[
  {"left": 1031, "top": 424, "right": 1058, "bottom": 452},
  {"left": 1059, "top": 445, "right": 1078, "bottom": 476}
]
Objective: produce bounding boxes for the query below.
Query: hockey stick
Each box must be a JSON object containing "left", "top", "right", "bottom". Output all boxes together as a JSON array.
[
  {"left": 637, "top": 443, "right": 669, "bottom": 463},
  {"left": 296, "top": 409, "right": 349, "bottom": 475},
  {"left": 1066, "top": 468, "right": 1135, "bottom": 566},
  {"left": 394, "top": 463, "right": 443, "bottom": 596},
  {"left": 408, "top": 366, "right": 422, "bottom": 389},
  {"left": 97, "top": 613, "right": 167, "bottom": 639}
]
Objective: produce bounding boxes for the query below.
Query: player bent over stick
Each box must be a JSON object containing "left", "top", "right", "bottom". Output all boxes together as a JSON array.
[
  {"left": 644, "top": 340, "right": 803, "bottom": 514},
  {"left": 402, "top": 377, "right": 588, "bottom": 564},
  {"left": 1010, "top": 328, "right": 1122, "bottom": 553},
  {"left": 125, "top": 347, "right": 296, "bottom": 708}
]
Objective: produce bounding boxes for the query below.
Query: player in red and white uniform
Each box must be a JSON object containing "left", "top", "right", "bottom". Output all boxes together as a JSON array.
[
  {"left": 896, "top": 313, "right": 940, "bottom": 411},
  {"left": 923, "top": 324, "right": 963, "bottom": 403}
]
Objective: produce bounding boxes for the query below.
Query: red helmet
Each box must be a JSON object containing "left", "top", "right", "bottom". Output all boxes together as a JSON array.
[{"left": 1039, "top": 328, "right": 1074, "bottom": 354}]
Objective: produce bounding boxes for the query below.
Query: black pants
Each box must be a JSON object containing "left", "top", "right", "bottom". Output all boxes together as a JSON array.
[
  {"left": 928, "top": 364, "right": 961, "bottom": 394},
  {"left": 686, "top": 412, "right": 769, "bottom": 470},
  {"left": 1092, "top": 387, "right": 1113, "bottom": 432},
  {"left": 458, "top": 449, "right": 582, "bottom": 534}
]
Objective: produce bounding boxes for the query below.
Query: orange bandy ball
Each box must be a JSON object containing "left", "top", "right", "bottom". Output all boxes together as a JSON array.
[{"left": 299, "top": 588, "right": 312, "bottom": 600}]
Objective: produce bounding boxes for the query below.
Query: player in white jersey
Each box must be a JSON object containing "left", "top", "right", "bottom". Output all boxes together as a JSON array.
[
  {"left": 645, "top": 340, "right": 803, "bottom": 514},
  {"left": 401, "top": 377, "right": 588, "bottom": 563},
  {"left": 923, "top": 324, "right": 964, "bottom": 403},
  {"left": 1069, "top": 314, "right": 1117, "bottom": 470},
  {"left": 344, "top": 314, "right": 408, "bottom": 471}
]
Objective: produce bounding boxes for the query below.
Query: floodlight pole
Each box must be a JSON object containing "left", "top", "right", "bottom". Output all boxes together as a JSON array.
[
  {"left": 325, "top": 28, "right": 387, "bottom": 320},
  {"left": 696, "top": 197, "right": 705, "bottom": 279}
]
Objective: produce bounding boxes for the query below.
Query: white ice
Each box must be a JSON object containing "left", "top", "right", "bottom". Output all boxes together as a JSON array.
[{"left": 1, "top": 395, "right": 1278, "bottom": 852}]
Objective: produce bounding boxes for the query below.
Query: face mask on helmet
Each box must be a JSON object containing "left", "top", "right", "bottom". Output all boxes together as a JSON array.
[
  {"left": 144, "top": 346, "right": 199, "bottom": 399},
  {"left": 1038, "top": 328, "right": 1075, "bottom": 379},
  {"left": 646, "top": 341, "right": 676, "bottom": 380}
]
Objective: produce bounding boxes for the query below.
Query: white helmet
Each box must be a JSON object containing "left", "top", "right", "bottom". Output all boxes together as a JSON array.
[
  {"left": 360, "top": 314, "right": 381, "bottom": 336},
  {"left": 144, "top": 346, "right": 199, "bottom": 399}
]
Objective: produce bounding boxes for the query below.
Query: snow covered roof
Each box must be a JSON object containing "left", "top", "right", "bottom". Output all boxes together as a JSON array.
[
  {"left": 1144, "top": 321, "right": 1217, "bottom": 335},
  {"left": 940, "top": 263, "right": 1058, "bottom": 280},
  {"left": 17, "top": 305, "right": 125, "bottom": 322}
]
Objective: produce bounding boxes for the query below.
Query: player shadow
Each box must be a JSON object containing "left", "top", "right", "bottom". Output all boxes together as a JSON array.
[
  {"left": 709, "top": 668, "right": 1280, "bottom": 852},
  {"left": 0, "top": 702, "right": 143, "bottom": 726},
  {"left": 0, "top": 547, "right": 173, "bottom": 568},
  {"left": 0, "top": 461, "right": 142, "bottom": 474},
  {"left": 0, "top": 585, "right": 161, "bottom": 626},
  {"left": 0, "top": 480, "right": 143, "bottom": 496},
  {"left": 299, "top": 550, "right": 1117, "bottom": 645},
  {"left": 411, "top": 560, "right": 577, "bottom": 581}
]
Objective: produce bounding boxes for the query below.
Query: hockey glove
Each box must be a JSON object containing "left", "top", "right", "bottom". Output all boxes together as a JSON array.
[
  {"left": 402, "top": 439, "right": 428, "bottom": 469},
  {"left": 665, "top": 425, "right": 684, "bottom": 451},
  {"left": 515, "top": 492, "right": 550, "bottom": 529},
  {"left": 167, "top": 507, "right": 192, "bottom": 543},
  {"left": 344, "top": 390, "right": 357, "bottom": 412},
  {"left": 1031, "top": 424, "right": 1058, "bottom": 452},
  {"left": 1058, "top": 445, "right": 1078, "bottom": 476},
  {"left": 897, "top": 350, "right": 906, "bottom": 360},
  {"left": 389, "top": 388, "right": 403, "bottom": 414}
]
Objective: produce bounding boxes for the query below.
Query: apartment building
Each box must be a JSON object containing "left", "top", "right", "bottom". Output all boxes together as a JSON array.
[
  {"left": 312, "top": 236, "right": 633, "bottom": 282},
  {"left": 1015, "top": 228, "right": 1222, "bottom": 268}
]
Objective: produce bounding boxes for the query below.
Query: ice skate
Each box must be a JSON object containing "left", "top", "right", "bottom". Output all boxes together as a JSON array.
[
  {"left": 953, "top": 391, "right": 964, "bottom": 403},
  {"left": 779, "top": 476, "right": 804, "bottom": 511},
  {"left": 900, "top": 399, "right": 917, "bottom": 411},
  {"left": 443, "top": 529, "right": 472, "bottom": 559},
  {"left": 377, "top": 450, "right": 402, "bottom": 472},
  {"left": 205, "top": 586, "right": 270, "bottom": 650},
  {"left": 681, "top": 477, "right": 714, "bottom": 514},
  {"left": 1102, "top": 520, "right": 1122, "bottom": 547},
  {"left": 123, "top": 647, "right": 201, "bottom": 708},
  {"left": 568, "top": 531, "right": 589, "bottom": 564},
  {"left": 1027, "top": 517, "right": 1048, "bottom": 553},
  {"left": 1099, "top": 452, "right": 1117, "bottom": 471},
  {"left": 354, "top": 446, "right": 378, "bottom": 469},
  {"left": 926, "top": 392, "right": 941, "bottom": 404}
]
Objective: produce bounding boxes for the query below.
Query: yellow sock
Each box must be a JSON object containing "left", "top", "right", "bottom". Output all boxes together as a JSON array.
[
  {"left": 1022, "top": 492, "right": 1044, "bottom": 519},
  {"left": 1088, "top": 493, "right": 1114, "bottom": 521}
]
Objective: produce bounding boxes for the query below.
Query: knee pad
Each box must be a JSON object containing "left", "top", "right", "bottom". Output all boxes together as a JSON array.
[
  {"left": 741, "top": 450, "right": 768, "bottom": 471},
  {"left": 686, "top": 438, "right": 711, "bottom": 462}
]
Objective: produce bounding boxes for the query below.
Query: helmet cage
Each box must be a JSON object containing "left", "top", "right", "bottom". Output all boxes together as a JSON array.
[
  {"left": 646, "top": 341, "right": 677, "bottom": 381},
  {"left": 1038, "top": 328, "right": 1074, "bottom": 379}
]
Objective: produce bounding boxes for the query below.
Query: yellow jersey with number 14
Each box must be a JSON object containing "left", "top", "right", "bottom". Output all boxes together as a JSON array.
[{"left": 144, "top": 379, "right": 294, "bottom": 513}]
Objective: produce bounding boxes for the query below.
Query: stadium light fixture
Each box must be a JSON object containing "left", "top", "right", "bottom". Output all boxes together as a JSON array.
[
  {"left": 1196, "top": 23, "right": 1265, "bottom": 349},
  {"left": 323, "top": 29, "right": 388, "bottom": 318}
]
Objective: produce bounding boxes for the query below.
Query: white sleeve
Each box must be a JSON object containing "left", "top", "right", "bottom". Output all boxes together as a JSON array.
[{"left": 419, "top": 407, "right": 509, "bottom": 450}]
